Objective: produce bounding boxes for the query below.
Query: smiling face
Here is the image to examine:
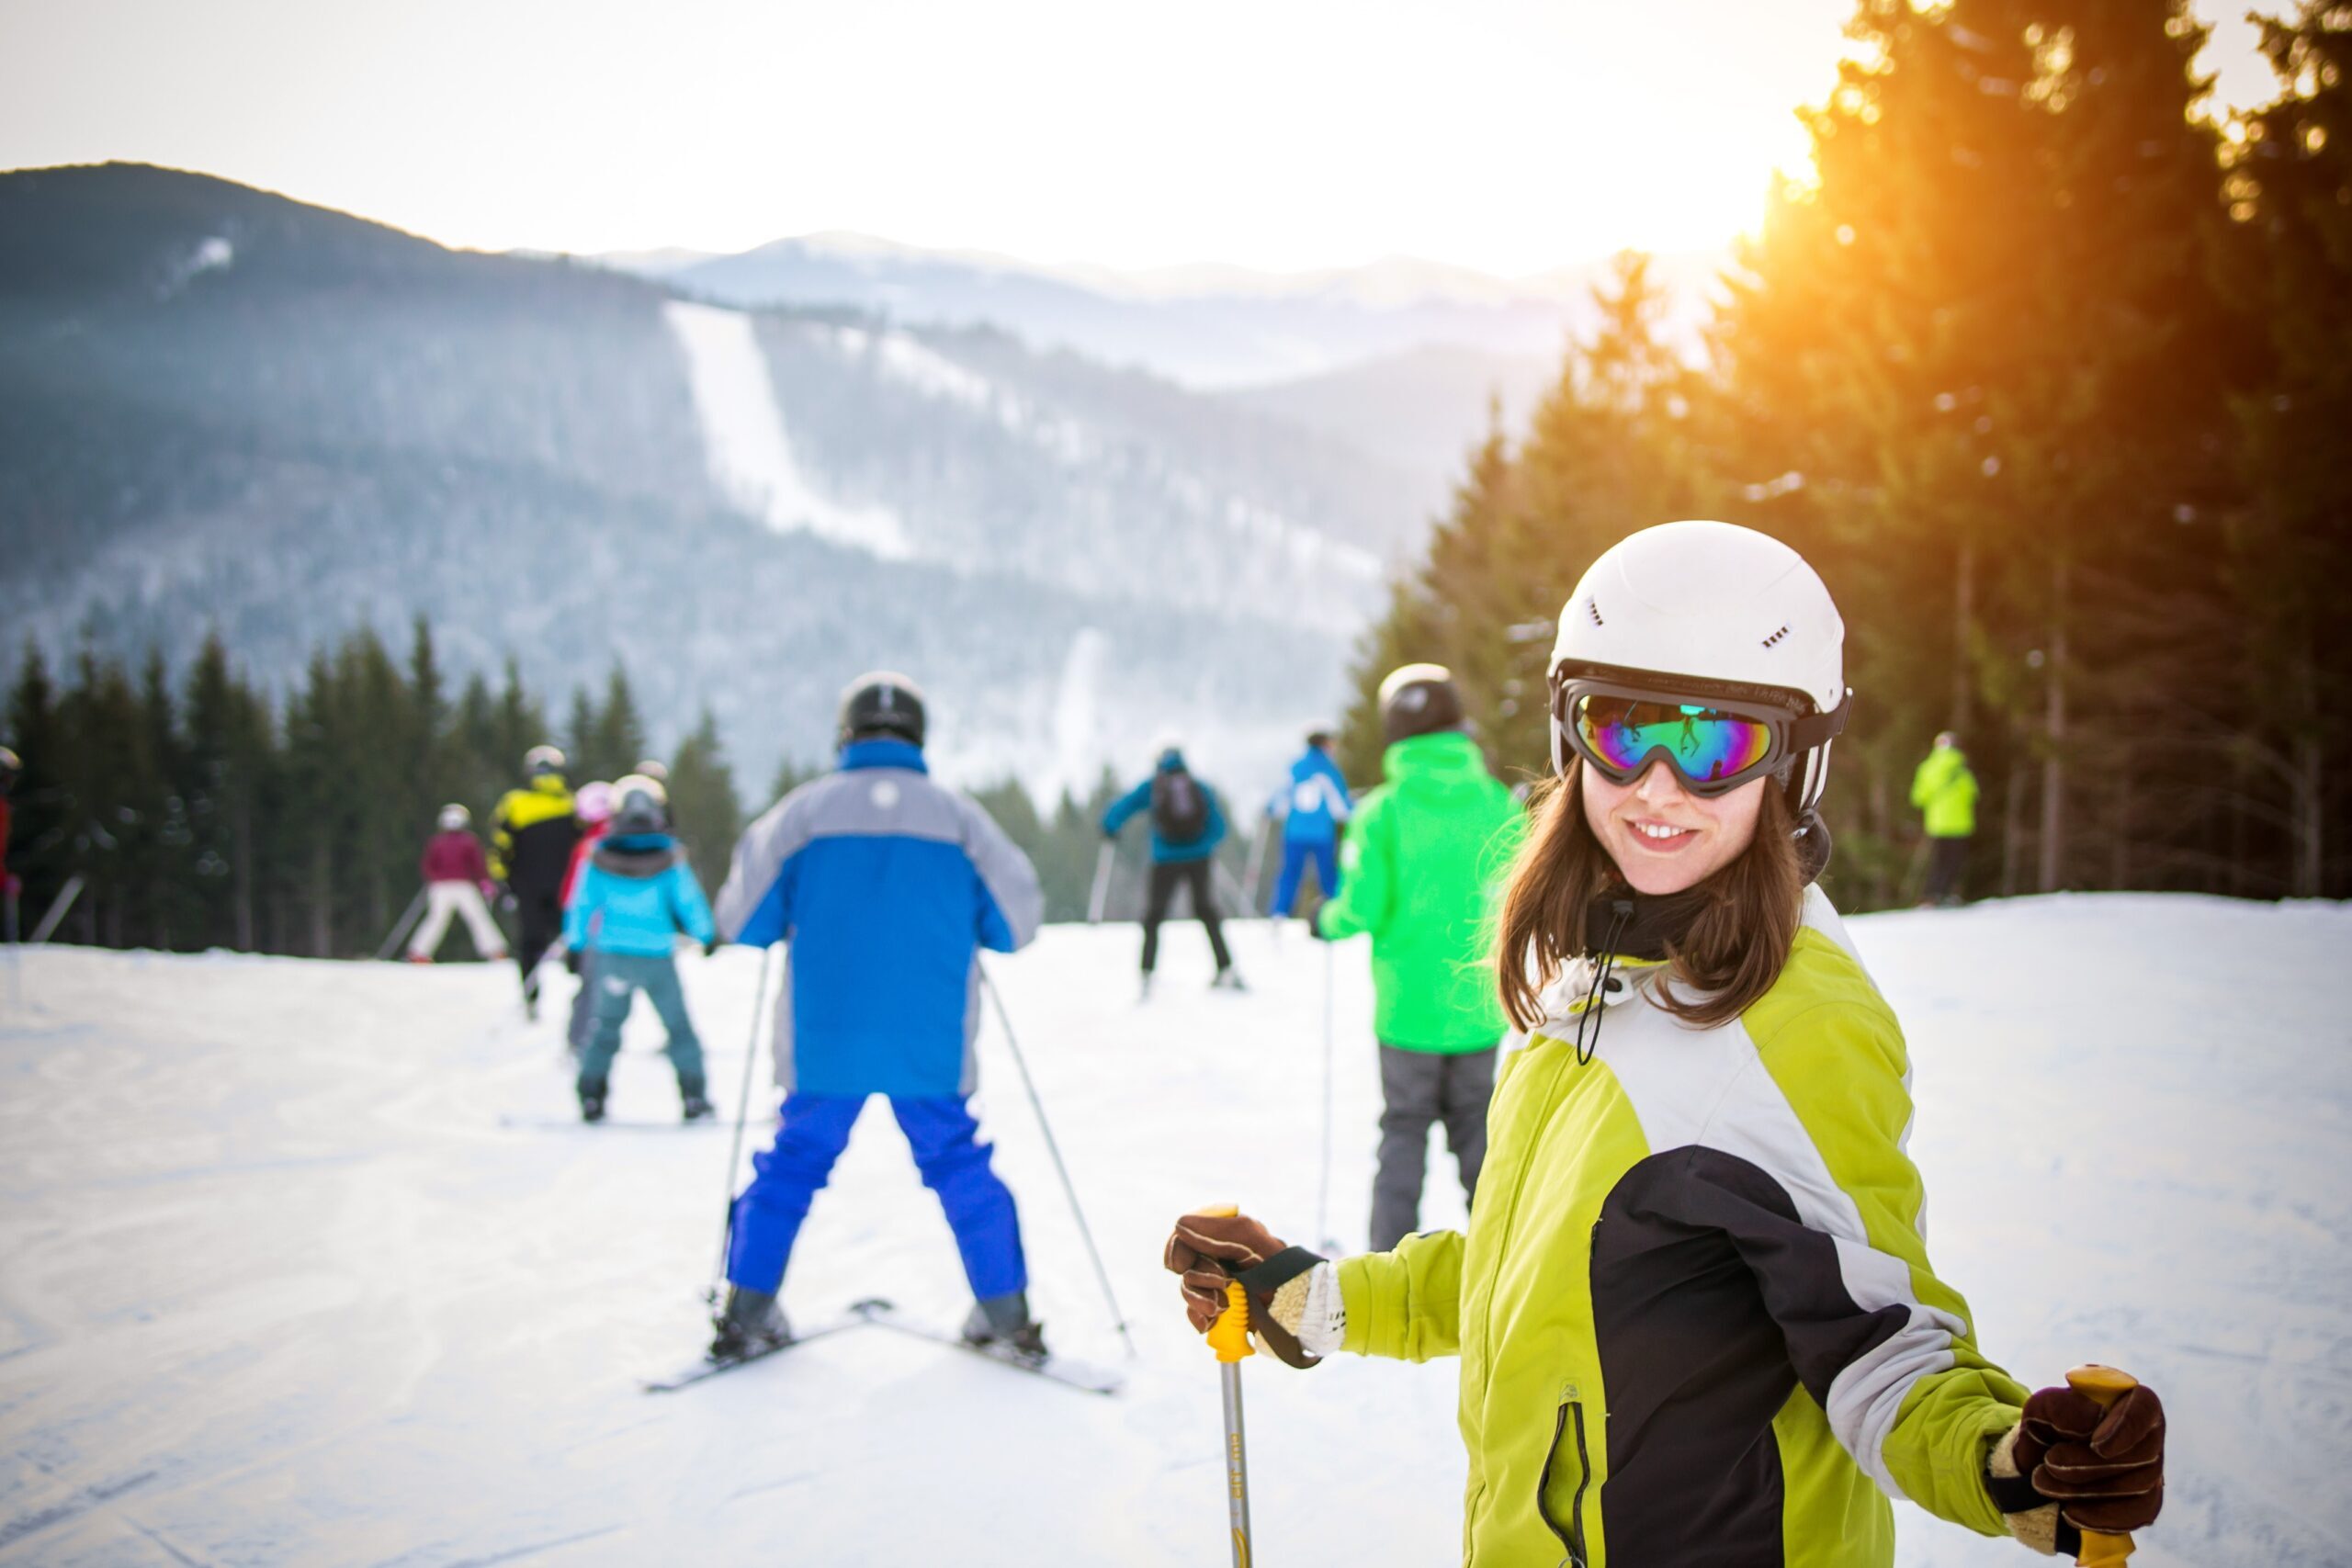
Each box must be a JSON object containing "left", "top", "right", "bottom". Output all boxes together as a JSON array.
[{"left": 1579, "top": 759, "right": 1768, "bottom": 896}]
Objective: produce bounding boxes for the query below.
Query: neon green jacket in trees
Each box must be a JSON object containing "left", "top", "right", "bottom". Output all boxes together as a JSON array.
[
  {"left": 1335, "top": 888, "right": 2027, "bottom": 1566},
  {"left": 1910, "top": 747, "right": 1979, "bottom": 839},
  {"left": 1314, "top": 730, "right": 1523, "bottom": 1052}
]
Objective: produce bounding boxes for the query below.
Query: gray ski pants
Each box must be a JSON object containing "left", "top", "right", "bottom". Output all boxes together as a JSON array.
[
  {"left": 575, "top": 952, "right": 707, "bottom": 1097},
  {"left": 1370, "top": 1043, "right": 1497, "bottom": 1252}
]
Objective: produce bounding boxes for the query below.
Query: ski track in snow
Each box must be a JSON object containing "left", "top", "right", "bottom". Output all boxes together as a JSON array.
[
  {"left": 662, "top": 300, "right": 912, "bottom": 559},
  {"left": 0, "top": 896, "right": 2346, "bottom": 1566}
]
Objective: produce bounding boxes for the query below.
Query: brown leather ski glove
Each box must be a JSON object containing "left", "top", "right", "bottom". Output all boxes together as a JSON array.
[
  {"left": 1987, "top": 1378, "right": 2165, "bottom": 1553},
  {"left": 1162, "top": 1209, "right": 1326, "bottom": 1368}
]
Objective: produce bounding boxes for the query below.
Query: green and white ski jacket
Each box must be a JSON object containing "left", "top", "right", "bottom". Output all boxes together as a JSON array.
[{"left": 1334, "top": 886, "right": 2028, "bottom": 1566}]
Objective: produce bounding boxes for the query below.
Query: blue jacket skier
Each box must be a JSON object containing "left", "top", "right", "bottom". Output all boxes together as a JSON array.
[
  {"left": 1102, "top": 740, "right": 1239, "bottom": 995},
  {"left": 707, "top": 672, "right": 1046, "bottom": 1361},
  {"left": 1267, "top": 728, "right": 1351, "bottom": 917},
  {"left": 564, "top": 774, "right": 717, "bottom": 1123}
]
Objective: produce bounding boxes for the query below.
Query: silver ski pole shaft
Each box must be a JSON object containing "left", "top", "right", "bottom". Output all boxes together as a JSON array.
[
  {"left": 1087, "top": 840, "right": 1114, "bottom": 924},
  {"left": 1316, "top": 938, "right": 1337, "bottom": 1248},
  {"left": 1201, "top": 1256, "right": 1255, "bottom": 1565},
  {"left": 375, "top": 886, "right": 431, "bottom": 961},
  {"left": 709, "top": 943, "right": 777, "bottom": 1304},
  {"left": 1241, "top": 821, "right": 1269, "bottom": 915},
  {"left": 980, "top": 964, "right": 1136, "bottom": 1357}
]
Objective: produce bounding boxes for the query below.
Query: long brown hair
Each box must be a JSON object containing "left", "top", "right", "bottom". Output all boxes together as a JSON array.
[{"left": 1496, "top": 758, "right": 1805, "bottom": 1032}]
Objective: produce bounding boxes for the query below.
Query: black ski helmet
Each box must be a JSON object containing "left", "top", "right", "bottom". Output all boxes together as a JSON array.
[
  {"left": 1378, "top": 663, "right": 1464, "bottom": 744},
  {"left": 838, "top": 671, "right": 926, "bottom": 747}
]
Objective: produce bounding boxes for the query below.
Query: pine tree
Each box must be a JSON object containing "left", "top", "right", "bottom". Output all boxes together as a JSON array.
[{"left": 665, "top": 707, "right": 744, "bottom": 884}]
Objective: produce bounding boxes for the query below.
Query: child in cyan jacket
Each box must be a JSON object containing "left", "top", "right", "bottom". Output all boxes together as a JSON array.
[{"left": 565, "top": 774, "right": 717, "bottom": 1123}]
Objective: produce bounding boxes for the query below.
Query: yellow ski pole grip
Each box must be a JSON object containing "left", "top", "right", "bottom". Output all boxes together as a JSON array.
[
  {"left": 2064, "top": 1365, "right": 2138, "bottom": 1567},
  {"left": 1208, "top": 1279, "right": 1255, "bottom": 1362}
]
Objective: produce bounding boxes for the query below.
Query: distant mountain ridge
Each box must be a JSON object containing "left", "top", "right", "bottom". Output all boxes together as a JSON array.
[{"left": 0, "top": 164, "right": 1426, "bottom": 796}]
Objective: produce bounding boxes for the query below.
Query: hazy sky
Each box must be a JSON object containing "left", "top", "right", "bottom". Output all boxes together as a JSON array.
[{"left": 0, "top": 0, "right": 2281, "bottom": 276}]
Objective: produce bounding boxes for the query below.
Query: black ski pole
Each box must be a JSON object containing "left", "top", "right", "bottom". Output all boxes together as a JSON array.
[
  {"left": 979, "top": 964, "right": 1136, "bottom": 1358},
  {"left": 708, "top": 942, "right": 776, "bottom": 1308}
]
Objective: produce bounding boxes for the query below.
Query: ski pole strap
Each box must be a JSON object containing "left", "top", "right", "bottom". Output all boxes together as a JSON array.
[{"left": 1237, "top": 1246, "right": 1325, "bottom": 1295}]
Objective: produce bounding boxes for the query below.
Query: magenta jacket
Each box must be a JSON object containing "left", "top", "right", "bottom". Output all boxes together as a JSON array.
[{"left": 422, "top": 829, "right": 491, "bottom": 886}]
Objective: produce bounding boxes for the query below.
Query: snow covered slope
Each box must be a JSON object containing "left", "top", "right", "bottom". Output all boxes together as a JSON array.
[{"left": 1, "top": 895, "right": 2345, "bottom": 1565}]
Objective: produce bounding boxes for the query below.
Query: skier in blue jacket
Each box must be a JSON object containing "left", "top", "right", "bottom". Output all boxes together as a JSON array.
[
  {"left": 1102, "top": 739, "right": 1240, "bottom": 996},
  {"left": 707, "top": 672, "right": 1047, "bottom": 1361},
  {"left": 1266, "top": 728, "right": 1351, "bottom": 918},
  {"left": 565, "top": 774, "right": 718, "bottom": 1124}
]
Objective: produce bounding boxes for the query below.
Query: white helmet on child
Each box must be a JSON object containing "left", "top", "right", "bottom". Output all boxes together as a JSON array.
[
  {"left": 1548, "top": 521, "right": 1850, "bottom": 813},
  {"left": 609, "top": 773, "right": 669, "bottom": 836},
  {"left": 436, "top": 803, "right": 470, "bottom": 831}
]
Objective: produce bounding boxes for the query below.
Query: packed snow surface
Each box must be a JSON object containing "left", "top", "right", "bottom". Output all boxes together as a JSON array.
[
  {"left": 662, "top": 300, "right": 911, "bottom": 558},
  {"left": 1, "top": 895, "right": 2346, "bottom": 1566}
]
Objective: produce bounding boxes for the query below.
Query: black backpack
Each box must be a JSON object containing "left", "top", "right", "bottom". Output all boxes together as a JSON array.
[{"left": 1150, "top": 769, "right": 1210, "bottom": 845}]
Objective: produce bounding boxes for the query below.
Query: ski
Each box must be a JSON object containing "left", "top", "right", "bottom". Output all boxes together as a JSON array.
[
  {"left": 847, "top": 1297, "right": 1124, "bottom": 1395},
  {"left": 640, "top": 1312, "right": 868, "bottom": 1393},
  {"left": 498, "top": 1112, "right": 721, "bottom": 1132}
]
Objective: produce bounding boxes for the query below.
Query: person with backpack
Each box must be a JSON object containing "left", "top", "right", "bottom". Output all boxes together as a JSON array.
[
  {"left": 405, "top": 804, "right": 508, "bottom": 964},
  {"left": 1266, "top": 728, "right": 1352, "bottom": 918},
  {"left": 565, "top": 773, "right": 716, "bottom": 1123},
  {"left": 1102, "top": 739, "right": 1241, "bottom": 996},
  {"left": 707, "top": 673, "right": 1047, "bottom": 1360},
  {"left": 1311, "top": 665, "right": 1523, "bottom": 1248},
  {"left": 489, "top": 744, "right": 581, "bottom": 1018},
  {"left": 1161, "top": 523, "right": 2166, "bottom": 1567}
]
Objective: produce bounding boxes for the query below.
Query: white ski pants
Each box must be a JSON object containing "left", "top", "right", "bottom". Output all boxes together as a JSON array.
[{"left": 409, "top": 880, "right": 507, "bottom": 959}]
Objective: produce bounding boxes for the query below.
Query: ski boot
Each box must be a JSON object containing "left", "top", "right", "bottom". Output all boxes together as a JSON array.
[
  {"left": 962, "top": 1291, "right": 1047, "bottom": 1359},
  {"left": 1211, "top": 965, "right": 1249, "bottom": 993},
  {"left": 523, "top": 976, "right": 541, "bottom": 1021},
  {"left": 709, "top": 1287, "right": 793, "bottom": 1362},
  {"left": 578, "top": 1080, "right": 607, "bottom": 1124},
  {"left": 404, "top": 953, "right": 432, "bottom": 964},
  {"left": 680, "top": 1083, "right": 714, "bottom": 1122}
]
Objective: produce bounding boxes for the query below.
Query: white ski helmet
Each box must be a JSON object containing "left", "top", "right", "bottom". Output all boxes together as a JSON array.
[
  {"left": 609, "top": 773, "right": 670, "bottom": 835},
  {"left": 524, "top": 743, "right": 566, "bottom": 776},
  {"left": 436, "top": 803, "right": 470, "bottom": 831},
  {"left": 1549, "top": 521, "right": 1850, "bottom": 813}
]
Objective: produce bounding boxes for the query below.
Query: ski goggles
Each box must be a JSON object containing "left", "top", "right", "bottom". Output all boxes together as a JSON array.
[{"left": 1552, "top": 674, "right": 1849, "bottom": 797}]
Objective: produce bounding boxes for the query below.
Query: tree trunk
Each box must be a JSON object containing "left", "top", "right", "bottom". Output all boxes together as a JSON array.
[
  {"left": 2002, "top": 754, "right": 2027, "bottom": 897},
  {"left": 310, "top": 842, "right": 332, "bottom": 958},
  {"left": 2037, "top": 554, "right": 2067, "bottom": 894},
  {"left": 1951, "top": 539, "right": 1974, "bottom": 734},
  {"left": 2109, "top": 739, "right": 2132, "bottom": 889}
]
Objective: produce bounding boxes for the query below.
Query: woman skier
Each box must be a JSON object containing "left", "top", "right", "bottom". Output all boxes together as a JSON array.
[{"left": 1163, "top": 522, "right": 2165, "bottom": 1564}]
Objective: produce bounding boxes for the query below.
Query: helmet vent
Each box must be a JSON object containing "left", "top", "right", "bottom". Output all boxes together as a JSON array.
[
  {"left": 1761, "top": 625, "right": 1792, "bottom": 649},
  {"left": 1586, "top": 597, "right": 1604, "bottom": 627}
]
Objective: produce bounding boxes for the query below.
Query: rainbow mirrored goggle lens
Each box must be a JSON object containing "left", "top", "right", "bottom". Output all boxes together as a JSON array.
[{"left": 1566, "top": 693, "right": 1785, "bottom": 794}]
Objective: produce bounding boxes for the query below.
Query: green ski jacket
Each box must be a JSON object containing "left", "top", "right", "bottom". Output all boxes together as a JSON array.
[
  {"left": 1336, "top": 887, "right": 2027, "bottom": 1565},
  {"left": 1910, "top": 748, "right": 1979, "bottom": 839},
  {"left": 1314, "top": 730, "right": 1523, "bottom": 1052}
]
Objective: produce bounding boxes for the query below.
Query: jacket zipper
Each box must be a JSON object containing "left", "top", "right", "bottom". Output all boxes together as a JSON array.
[{"left": 1537, "top": 1390, "right": 1592, "bottom": 1568}]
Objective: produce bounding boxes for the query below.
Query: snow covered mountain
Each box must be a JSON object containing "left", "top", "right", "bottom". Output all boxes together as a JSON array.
[
  {"left": 656, "top": 231, "right": 1597, "bottom": 390},
  {"left": 0, "top": 164, "right": 1429, "bottom": 795},
  {"left": 2, "top": 895, "right": 2343, "bottom": 1565}
]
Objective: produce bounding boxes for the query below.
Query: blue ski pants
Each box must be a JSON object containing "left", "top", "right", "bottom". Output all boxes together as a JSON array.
[
  {"left": 726, "top": 1093, "right": 1027, "bottom": 1301},
  {"left": 575, "top": 951, "right": 706, "bottom": 1095},
  {"left": 1270, "top": 837, "right": 1340, "bottom": 917}
]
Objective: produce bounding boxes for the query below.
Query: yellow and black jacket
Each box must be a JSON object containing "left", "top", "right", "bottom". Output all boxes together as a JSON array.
[
  {"left": 488, "top": 775, "right": 579, "bottom": 894},
  {"left": 1336, "top": 886, "right": 2026, "bottom": 1565}
]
